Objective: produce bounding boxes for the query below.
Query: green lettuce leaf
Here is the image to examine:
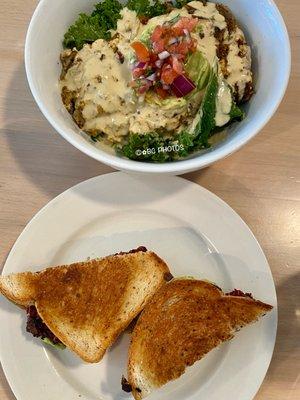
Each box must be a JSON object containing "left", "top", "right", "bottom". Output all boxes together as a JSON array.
[
  {"left": 185, "top": 51, "right": 211, "bottom": 91},
  {"left": 229, "top": 102, "right": 245, "bottom": 121},
  {"left": 193, "top": 71, "right": 219, "bottom": 146},
  {"left": 42, "top": 338, "right": 66, "bottom": 350}
]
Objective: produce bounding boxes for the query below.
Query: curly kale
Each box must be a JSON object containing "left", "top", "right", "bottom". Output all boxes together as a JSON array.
[
  {"left": 126, "top": 0, "right": 168, "bottom": 18},
  {"left": 63, "top": 0, "right": 122, "bottom": 50},
  {"left": 116, "top": 129, "right": 208, "bottom": 163},
  {"left": 126, "top": 0, "right": 192, "bottom": 18},
  {"left": 92, "top": 0, "right": 123, "bottom": 30},
  {"left": 126, "top": 0, "right": 151, "bottom": 16},
  {"left": 117, "top": 132, "right": 172, "bottom": 162},
  {"left": 63, "top": 0, "right": 194, "bottom": 50},
  {"left": 63, "top": 14, "right": 106, "bottom": 50}
]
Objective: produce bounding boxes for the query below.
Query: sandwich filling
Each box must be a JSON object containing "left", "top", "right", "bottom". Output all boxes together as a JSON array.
[
  {"left": 226, "top": 289, "right": 253, "bottom": 298},
  {"left": 26, "top": 306, "right": 65, "bottom": 349}
]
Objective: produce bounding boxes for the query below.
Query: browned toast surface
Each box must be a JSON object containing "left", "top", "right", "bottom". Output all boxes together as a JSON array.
[
  {"left": 0, "top": 248, "right": 170, "bottom": 362},
  {"left": 128, "top": 279, "right": 272, "bottom": 399}
]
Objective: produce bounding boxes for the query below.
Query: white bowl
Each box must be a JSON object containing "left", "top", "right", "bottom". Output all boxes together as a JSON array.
[{"left": 25, "top": 0, "right": 290, "bottom": 174}]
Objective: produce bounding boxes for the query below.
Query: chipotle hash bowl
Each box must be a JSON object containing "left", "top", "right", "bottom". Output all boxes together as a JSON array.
[{"left": 25, "top": 0, "right": 290, "bottom": 174}]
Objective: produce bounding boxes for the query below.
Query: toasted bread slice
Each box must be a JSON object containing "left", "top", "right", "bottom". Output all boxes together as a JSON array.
[
  {"left": 128, "top": 279, "right": 272, "bottom": 399},
  {"left": 0, "top": 247, "right": 171, "bottom": 363}
]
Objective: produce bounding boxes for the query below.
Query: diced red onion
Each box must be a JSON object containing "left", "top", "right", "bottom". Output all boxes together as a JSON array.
[
  {"left": 138, "top": 79, "right": 152, "bottom": 94},
  {"left": 133, "top": 61, "right": 147, "bottom": 70},
  {"left": 137, "top": 61, "right": 147, "bottom": 69},
  {"left": 171, "top": 75, "right": 196, "bottom": 97},
  {"left": 158, "top": 50, "right": 170, "bottom": 60},
  {"left": 155, "top": 59, "right": 163, "bottom": 68},
  {"left": 183, "top": 29, "right": 191, "bottom": 40},
  {"left": 171, "top": 85, "right": 183, "bottom": 98},
  {"left": 163, "top": 84, "right": 170, "bottom": 90},
  {"left": 168, "top": 37, "right": 178, "bottom": 45}
]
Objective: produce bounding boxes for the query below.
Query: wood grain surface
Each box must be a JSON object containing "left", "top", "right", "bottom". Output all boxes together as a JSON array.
[{"left": 0, "top": 1, "right": 299, "bottom": 399}]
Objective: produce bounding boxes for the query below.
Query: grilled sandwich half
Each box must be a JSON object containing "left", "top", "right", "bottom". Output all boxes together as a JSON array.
[
  {"left": 127, "top": 278, "right": 273, "bottom": 399},
  {"left": 0, "top": 247, "right": 171, "bottom": 363}
]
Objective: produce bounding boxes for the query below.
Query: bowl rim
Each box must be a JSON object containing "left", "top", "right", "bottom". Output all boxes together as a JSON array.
[{"left": 25, "top": 0, "right": 291, "bottom": 175}]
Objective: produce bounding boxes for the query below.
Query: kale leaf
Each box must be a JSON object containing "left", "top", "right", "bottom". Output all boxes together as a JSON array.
[
  {"left": 126, "top": 0, "right": 150, "bottom": 16},
  {"left": 63, "top": 0, "right": 122, "bottom": 50},
  {"left": 63, "top": 13, "right": 106, "bottom": 50},
  {"left": 117, "top": 129, "right": 207, "bottom": 163},
  {"left": 92, "top": 0, "right": 123, "bottom": 30},
  {"left": 118, "top": 132, "right": 171, "bottom": 162},
  {"left": 126, "top": 0, "right": 168, "bottom": 18}
]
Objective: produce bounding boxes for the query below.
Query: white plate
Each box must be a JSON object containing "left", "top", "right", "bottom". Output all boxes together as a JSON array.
[{"left": 0, "top": 172, "right": 277, "bottom": 400}]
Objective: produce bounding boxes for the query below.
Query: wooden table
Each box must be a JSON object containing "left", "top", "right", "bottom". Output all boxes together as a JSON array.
[{"left": 0, "top": 1, "right": 299, "bottom": 399}]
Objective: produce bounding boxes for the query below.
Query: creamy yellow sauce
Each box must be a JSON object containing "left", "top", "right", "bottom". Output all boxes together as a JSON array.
[
  {"left": 215, "top": 79, "right": 232, "bottom": 126},
  {"left": 226, "top": 27, "right": 252, "bottom": 100},
  {"left": 60, "top": 1, "right": 253, "bottom": 145},
  {"left": 113, "top": 8, "right": 141, "bottom": 59},
  {"left": 188, "top": 1, "right": 227, "bottom": 30}
]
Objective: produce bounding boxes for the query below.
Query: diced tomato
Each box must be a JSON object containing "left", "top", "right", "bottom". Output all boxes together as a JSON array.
[
  {"left": 176, "top": 54, "right": 185, "bottom": 60},
  {"left": 152, "top": 39, "right": 165, "bottom": 54},
  {"left": 130, "top": 18, "right": 198, "bottom": 97},
  {"left": 173, "top": 17, "right": 198, "bottom": 33},
  {"left": 161, "top": 65, "right": 178, "bottom": 85},
  {"left": 176, "top": 41, "right": 190, "bottom": 56},
  {"left": 149, "top": 52, "right": 158, "bottom": 63},
  {"left": 172, "top": 26, "right": 184, "bottom": 36},
  {"left": 151, "top": 26, "right": 165, "bottom": 43},
  {"left": 186, "top": 17, "right": 199, "bottom": 31},
  {"left": 156, "top": 86, "right": 169, "bottom": 99},
  {"left": 166, "top": 43, "right": 177, "bottom": 54},
  {"left": 138, "top": 80, "right": 152, "bottom": 94},
  {"left": 132, "top": 68, "right": 145, "bottom": 79},
  {"left": 131, "top": 42, "right": 150, "bottom": 62},
  {"left": 171, "top": 56, "right": 183, "bottom": 74}
]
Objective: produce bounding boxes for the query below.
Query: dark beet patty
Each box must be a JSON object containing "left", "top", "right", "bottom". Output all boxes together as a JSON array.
[{"left": 26, "top": 305, "right": 63, "bottom": 345}]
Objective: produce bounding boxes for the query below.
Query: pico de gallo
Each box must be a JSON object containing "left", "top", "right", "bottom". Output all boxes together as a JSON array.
[{"left": 130, "top": 16, "right": 198, "bottom": 98}]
